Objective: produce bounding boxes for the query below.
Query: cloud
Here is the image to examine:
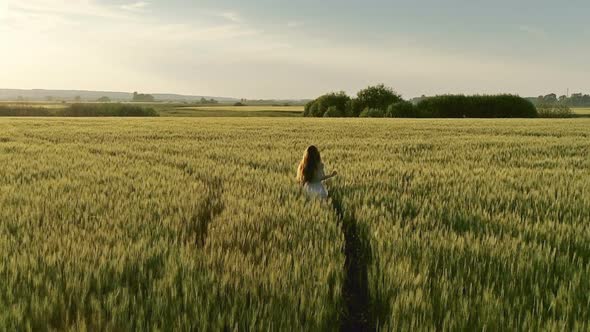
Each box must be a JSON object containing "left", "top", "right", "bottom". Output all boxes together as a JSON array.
[
  {"left": 287, "top": 21, "right": 304, "bottom": 28},
  {"left": 9, "top": 1, "right": 553, "bottom": 98},
  {"left": 2, "top": 1, "right": 79, "bottom": 32},
  {"left": 219, "top": 11, "right": 241, "bottom": 23},
  {"left": 120, "top": 1, "right": 149, "bottom": 12},
  {"left": 3, "top": 1, "right": 266, "bottom": 45},
  {"left": 145, "top": 23, "right": 261, "bottom": 43},
  {"left": 5, "top": 0, "right": 130, "bottom": 20},
  {"left": 518, "top": 25, "right": 546, "bottom": 38}
]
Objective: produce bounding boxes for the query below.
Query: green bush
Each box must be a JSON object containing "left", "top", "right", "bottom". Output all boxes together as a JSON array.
[
  {"left": 354, "top": 84, "right": 402, "bottom": 116},
  {"left": 359, "top": 108, "right": 385, "bottom": 118},
  {"left": 306, "top": 85, "right": 401, "bottom": 117},
  {"left": 537, "top": 103, "right": 574, "bottom": 118},
  {"left": 323, "top": 106, "right": 344, "bottom": 118},
  {"left": 307, "top": 88, "right": 540, "bottom": 119},
  {"left": 303, "top": 92, "right": 350, "bottom": 117},
  {"left": 417, "top": 95, "right": 538, "bottom": 118},
  {"left": 303, "top": 100, "right": 314, "bottom": 117},
  {"left": 344, "top": 99, "right": 357, "bottom": 117},
  {"left": 309, "top": 103, "right": 322, "bottom": 117},
  {"left": 387, "top": 101, "right": 419, "bottom": 118}
]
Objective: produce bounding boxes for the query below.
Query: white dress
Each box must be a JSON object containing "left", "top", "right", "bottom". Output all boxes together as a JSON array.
[{"left": 304, "top": 164, "right": 328, "bottom": 199}]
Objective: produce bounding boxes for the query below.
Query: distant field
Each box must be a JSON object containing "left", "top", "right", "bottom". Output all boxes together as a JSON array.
[
  {"left": 0, "top": 101, "right": 68, "bottom": 109},
  {"left": 2, "top": 101, "right": 588, "bottom": 118},
  {"left": 0, "top": 102, "right": 304, "bottom": 117},
  {"left": 161, "top": 105, "right": 304, "bottom": 117},
  {"left": 180, "top": 105, "right": 303, "bottom": 112},
  {"left": 0, "top": 101, "right": 175, "bottom": 109}
]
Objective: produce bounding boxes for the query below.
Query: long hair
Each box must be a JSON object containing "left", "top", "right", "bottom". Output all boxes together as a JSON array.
[{"left": 297, "top": 145, "right": 322, "bottom": 185}]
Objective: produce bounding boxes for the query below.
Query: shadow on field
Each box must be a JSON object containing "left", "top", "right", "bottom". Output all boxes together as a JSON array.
[
  {"left": 330, "top": 188, "right": 374, "bottom": 332},
  {"left": 178, "top": 176, "right": 224, "bottom": 247},
  {"left": 194, "top": 178, "right": 224, "bottom": 247}
]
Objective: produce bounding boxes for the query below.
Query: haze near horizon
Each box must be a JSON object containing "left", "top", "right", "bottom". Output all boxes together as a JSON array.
[{"left": 1, "top": 0, "right": 588, "bottom": 99}]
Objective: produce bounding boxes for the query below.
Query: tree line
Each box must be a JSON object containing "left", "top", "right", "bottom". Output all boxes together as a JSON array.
[
  {"left": 0, "top": 104, "right": 158, "bottom": 117},
  {"left": 304, "top": 84, "right": 538, "bottom": 118},
  {"left": 532, "top": 93, "right": 590, "bottom": 107}
]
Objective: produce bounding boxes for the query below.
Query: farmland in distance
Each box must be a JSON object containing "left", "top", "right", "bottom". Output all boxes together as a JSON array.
[
  {"left": 573, "top": 107, "right": 590, "bottom": 115},
  {"left": 160, "top": 105, "right": 304, "bottom": 117},
  {"left": 0, "top": 102, "right": 304, "bottom": 118}
]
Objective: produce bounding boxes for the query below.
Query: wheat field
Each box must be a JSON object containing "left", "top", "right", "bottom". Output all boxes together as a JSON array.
[{"left": 1, "top": 118, "right": 589, "bottom": 331}]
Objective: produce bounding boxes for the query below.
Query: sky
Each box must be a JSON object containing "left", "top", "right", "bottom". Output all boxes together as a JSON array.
[{"left": 1, "top": 0, "right": 589, "bottom": 99}]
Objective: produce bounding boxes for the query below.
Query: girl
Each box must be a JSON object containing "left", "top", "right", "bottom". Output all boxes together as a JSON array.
[{"left": 297, "top": 145, "right": 337, "bottom": 199}]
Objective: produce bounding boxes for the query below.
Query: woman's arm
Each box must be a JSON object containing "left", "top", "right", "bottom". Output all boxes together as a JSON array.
[{"left": 321, "top": 170, "right": 338, "bottom": 181}]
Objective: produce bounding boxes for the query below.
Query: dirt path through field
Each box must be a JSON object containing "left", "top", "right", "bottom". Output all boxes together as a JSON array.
[{"left": 331, "top": 189, "right": 374, "bottom": 331}]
